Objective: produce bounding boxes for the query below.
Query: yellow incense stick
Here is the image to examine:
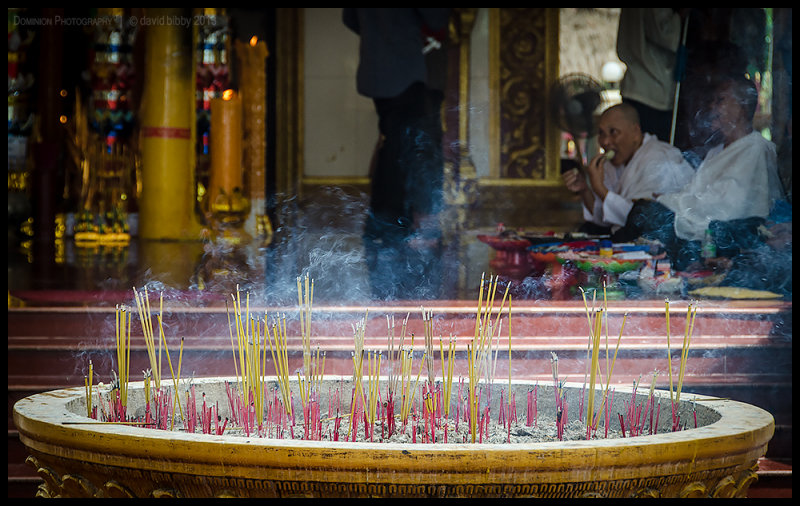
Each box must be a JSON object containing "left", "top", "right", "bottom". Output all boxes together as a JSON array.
[
  {"left": 665, "top": 299, "right": 674, "bottom": 405},
  {"left": 440, "top": 335, "right": 456, "bottom": 418},
  {"left": 592, "top": 312, "right": 628, "bottom": 430},
  {"left": 586, "top": 309, "right": 602, "bottom": 429},
  {"left": 676, "top": 304, "right": 697, "bottom": 404},
  {"left": 157, "top": 314, "right": 184, "bottom": 425},
  {"left": 172, "top": 337, "right": 184, "bottom": 416},
  {"left": 265, "top": 315, "right": 292, "bottom": 414},
  {"left": 225, "top": 300, "right": 241, "bottom": 391}
]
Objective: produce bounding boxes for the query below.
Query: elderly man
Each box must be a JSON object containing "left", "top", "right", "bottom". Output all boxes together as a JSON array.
[
  {"left": 657, "top": 75, "right": 784, "bottom": 241},
  {"left": 617, "top": 75, "right": 786, "bottom": 270},
  {"left": 562, "top": 103, "right": 695, "bottom": 234}
]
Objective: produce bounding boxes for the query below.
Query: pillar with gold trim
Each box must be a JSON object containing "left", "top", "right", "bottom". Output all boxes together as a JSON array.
[{"left": 138, "top": 8, "right": 203, "bottom": 240}]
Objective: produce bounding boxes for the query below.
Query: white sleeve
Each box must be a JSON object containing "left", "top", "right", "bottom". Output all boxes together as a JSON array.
[
  {"left": 582, "top": 196, "right": 605, "bottom": 226},
  {"left": 601, "top": 191, "right": 635, "bottom": 228},
  {"left": 583, "top": 164, "right": 622, "bottom": 227}
]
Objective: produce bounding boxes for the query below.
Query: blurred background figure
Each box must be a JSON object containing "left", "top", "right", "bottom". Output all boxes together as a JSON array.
[
  {"left": 616, "top": 8, "right": 689, "bottom": 143},
  {"left": 343, "top": 8, "right": 451, "bottom": 300},
  {"left": 618, "top": 75, "right": 786, "bottom": 270}
]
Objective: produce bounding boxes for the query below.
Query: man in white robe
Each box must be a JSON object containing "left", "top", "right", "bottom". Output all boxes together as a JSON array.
[
  {"left": 562, "top": 103, "right": 695, "bottom": 234},
  {"left": 656, "top": 81, "right": 784, "bottom": 241},
  {"left": 617, "top": 75, "right": 786, "bottom": 270}
]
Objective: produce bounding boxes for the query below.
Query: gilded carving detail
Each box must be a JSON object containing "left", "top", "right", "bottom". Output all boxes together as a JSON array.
[
  {"left": 498, "top": 8, "right": 549, "bottom": 180},
  {"left": 23, "top": 452, "right": 763, "bottom": 498}
]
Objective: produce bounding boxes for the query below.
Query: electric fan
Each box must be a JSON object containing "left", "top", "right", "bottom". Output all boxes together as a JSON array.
[{"left": 549, "top": 73, "right": 605, "bottom": 163}]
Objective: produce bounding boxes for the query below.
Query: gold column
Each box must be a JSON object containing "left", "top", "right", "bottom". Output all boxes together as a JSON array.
[{"left": 138, "top": 8, "right": 202, "bottom": 240}]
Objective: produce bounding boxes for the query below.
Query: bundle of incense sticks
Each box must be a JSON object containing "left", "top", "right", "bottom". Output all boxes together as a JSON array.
[
  {"left": 87, "top": 276, "right": 706, "bottom": 445},
  {"left": 133, "top": 288, "right": 161, "bottom": 390},
  {"left": 366, "top": 350, "right": 382, "bottom": 441},
  {"left": 400, "top": 342, "right": 426, "bottom": 427},
  {"left": 467, "top": 273, "right": 510, "bottom": 442},
  {"left": 618, "top": 373, "right": 663, "bottom": 437},
  {"left": 265, "top": 312, "right": 292, "bottom": 416},
  {"left": 297, "top": 274, "right": 315, "bottom": 409},
  {"left": 348, "top": 315, "right": 368, "bottom": 440},
  {"left": 114, "top": 304, "right": 132, "bottom": 410},
  {"left": 126, "top": 288, "right": 186, "bottom": 430},
  {"left": 157, "top": 314, "right": 184, "bottom": 429},
  {"left": 228, "top": 288, "right": 262, "bottom": 428},
  {"left": 439, "top": 335, "right": 456, "bottom": 419},
  {"left": 579, "top": 285, "right": 627, "bottom": 440},
  {"left": 386, "top": 312, "right": 409, "bottom": 400},
  {"left": 665, "top": 299, "right": 698, "bottom": 431}
]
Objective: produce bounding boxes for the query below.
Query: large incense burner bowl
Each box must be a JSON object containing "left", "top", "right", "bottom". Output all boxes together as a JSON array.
[{"left": 14, "top": 377, "right": 773, "bottom": 498}]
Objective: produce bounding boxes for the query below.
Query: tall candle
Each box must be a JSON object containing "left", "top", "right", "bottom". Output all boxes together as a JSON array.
[
  {"left": 209, "top": 90, "right": 243, "bottom": 207},
  {"left": 236, "top": 37, "right": 269, "bottom": 236}
]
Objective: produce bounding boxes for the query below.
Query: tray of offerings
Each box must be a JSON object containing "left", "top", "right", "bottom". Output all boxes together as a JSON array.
[
  {"left": 477, "top": 228, "right": 536, "bottom": 278},
  {"left": 528, "top": 240, "right": 598, "bottom": 265},
  {"left": 476, "top": 234, "right": 532, "bottom": 251},
  {"left": 555, "top": 249, "right": 649, "bottom": 274}
]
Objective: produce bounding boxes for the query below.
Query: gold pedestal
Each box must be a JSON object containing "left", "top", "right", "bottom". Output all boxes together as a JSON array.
[
  {"left": 196, "top": 188, "right": 261, "bottom": 292},
  {"left": 206, "top": 188, "right": 251, "bottom": 246}
]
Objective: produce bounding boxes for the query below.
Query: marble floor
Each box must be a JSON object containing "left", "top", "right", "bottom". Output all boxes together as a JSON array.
[{"left": 7, "top": 224, "right": 504, "bottom": 305}]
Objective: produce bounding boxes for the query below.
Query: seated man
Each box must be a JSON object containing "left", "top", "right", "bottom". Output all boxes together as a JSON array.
[
  {"left": 616, "top": 75, "right": 786, "bottom": 270},
  {"left": 562, "top": 103, "right": 695, "bottom": 235}
]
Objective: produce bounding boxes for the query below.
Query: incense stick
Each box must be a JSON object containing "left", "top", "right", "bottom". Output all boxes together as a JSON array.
[
  {"left": 265, "top": 313, "right": 292, "bottom": 415},
  {"left": 297, "top": 274, "right": 315, "bottom": 409},
  {"left": 440, "top": 335, "right": 456, "bottom": 419},
  {"left": 157, "top": 313, "right": 184, "bottom": 427},
  {"left": 675, "top": 303, "right": 698, "bottom": 405},
  {"left": 665, "top": 299, "right": 674, "bottom": 407},
  {"left": 467, "top": 273, "right": 511, "bottom": 442}
]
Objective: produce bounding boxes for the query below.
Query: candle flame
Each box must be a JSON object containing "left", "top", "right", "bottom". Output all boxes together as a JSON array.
[
  {"left": 249, "top": 36, "right": 258, "bottom": 47},
  {"left": 222, "top": 89, "right": 234, "bottom": 101}
]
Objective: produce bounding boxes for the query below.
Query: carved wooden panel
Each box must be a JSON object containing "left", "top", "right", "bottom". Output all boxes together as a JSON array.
[{"left": 498, "top": 8, "right": 558, "bottom": 180}]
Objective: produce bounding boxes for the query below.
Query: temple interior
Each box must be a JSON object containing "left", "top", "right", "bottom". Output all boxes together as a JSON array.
[{"left": 7, "top": 8, "right": 792, "bottom": 499}]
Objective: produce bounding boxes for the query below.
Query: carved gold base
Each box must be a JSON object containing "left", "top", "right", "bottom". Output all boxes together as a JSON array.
[{"left": 14, "top": 379, "right": 773, "bottom": 498}]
